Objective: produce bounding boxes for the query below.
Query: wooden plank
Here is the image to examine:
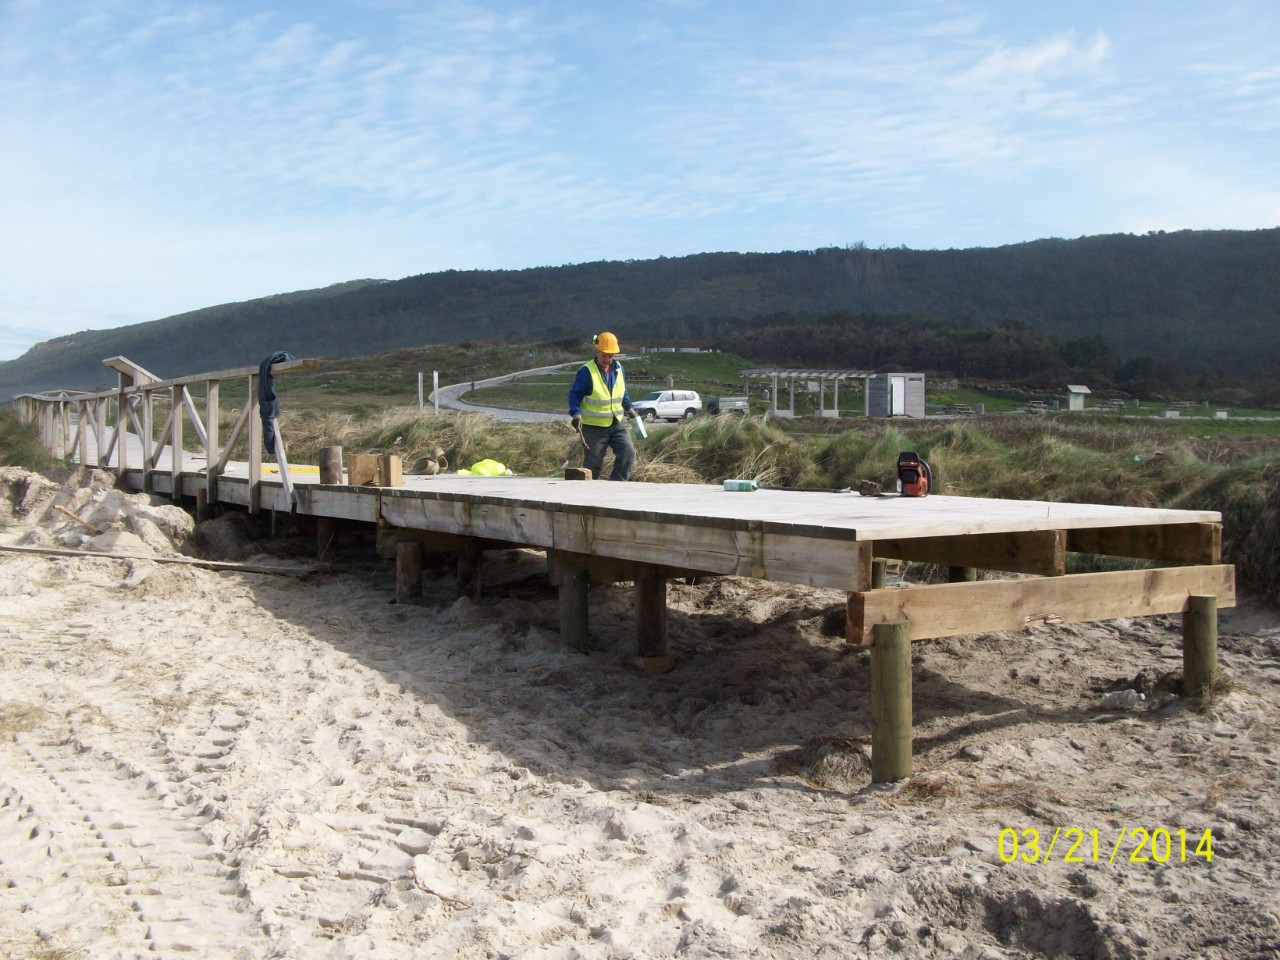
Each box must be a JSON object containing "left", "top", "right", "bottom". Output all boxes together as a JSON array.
[
  {"left": 872, "top": 529, "right": 1067, "bottom": 576},
  {"left": 381, "top": 495, "right": 555, "bottom": 547},
  {"left": 550, "top": 511, "right": 873, "bottom": 590},
  {"left": 182, "top": 385, "right": 208, "bottom": 447},
  {"left": 290, "top": 486, "right": 380, "bottom": 523},
  {"left": 846, "top": 564, "right": 1236, "bottom": 644},
  {"left": 104, "top": 357, "right": 321, "bottom": 392},
  {"left": 1068, "top": 522, "right": 1221, "bottom": 564}
]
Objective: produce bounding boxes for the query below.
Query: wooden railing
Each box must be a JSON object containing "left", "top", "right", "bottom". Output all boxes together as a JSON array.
[{"left": 14, "top": 358, "right": 318, "bottom": 514}]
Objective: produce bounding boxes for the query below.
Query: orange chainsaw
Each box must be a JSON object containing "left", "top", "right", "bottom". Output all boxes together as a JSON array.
[{"left": 897, "top": 451, "right": 932, "bottom": 497}]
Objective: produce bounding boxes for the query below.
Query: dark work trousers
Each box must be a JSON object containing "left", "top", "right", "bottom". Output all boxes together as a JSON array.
[{"left": 581, "top": 419, "right": 636, "bottom": 480}]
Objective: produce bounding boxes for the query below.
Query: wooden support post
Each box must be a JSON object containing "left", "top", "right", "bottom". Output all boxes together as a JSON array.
[
  {"left": 317, "top": 517, "right": 338, "bottom": 562},
  {"left": 871, "top": 620, "right": 913, "bottom": 783},
  {"left": 458, "top": 538, "right": 483, "bottom": 601},
  {"left": 1183, "top": 594, "right": 1218, "bottom": 698},
  {"left": 634, "top": 563, "right": 671, "bottom": 670},
  {"left": 948, "top": 565, "right": 977, "bottom": 583},
  {"left": 205, "top": 380, "right": 219, "bottom": 516},
  {"left": 872, "top": 558, "right": 888, "bottom": 589},
  {"left": 559, "top": 565, "right": 590, "bottom": 654},
  {"left": 319, "top": 446, "right": 344, "bottom": 484},
  {"left": 170, "top": 384, "right": 184, "bottom": 501},
  {"left": 78, "top": 399, "right": 89, "bottom": 469},
  {"left": 141, "top": 390, "right": 154, "bottom": 482},
  {"left": 195, "top": 488, "right": 208, "bottom": 523},
  {"left": 95, "top": 399, "right": 106, "bottom": 468},
  {"left": 396, "top": 541, "right": 424, "bottom": 604}
]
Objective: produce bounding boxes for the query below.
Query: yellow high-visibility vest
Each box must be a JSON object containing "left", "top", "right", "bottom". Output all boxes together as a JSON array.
[{"left": 579, "top": 361, "right": 626, "bottom": 427}]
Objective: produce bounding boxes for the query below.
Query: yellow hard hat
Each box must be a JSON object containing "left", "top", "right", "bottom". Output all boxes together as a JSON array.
[{"left": 593, "top": 331, "right": 620, "bottom": 354}]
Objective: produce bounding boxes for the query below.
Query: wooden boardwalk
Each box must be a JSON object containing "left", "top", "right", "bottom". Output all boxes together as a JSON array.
[{"left": 14, "top": 356, "right": 1235, "bottom": 781}]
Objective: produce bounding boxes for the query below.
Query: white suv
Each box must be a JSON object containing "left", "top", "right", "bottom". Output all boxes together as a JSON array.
[{"left": 632, "top": 390, "right": 702, "bottom": 422}]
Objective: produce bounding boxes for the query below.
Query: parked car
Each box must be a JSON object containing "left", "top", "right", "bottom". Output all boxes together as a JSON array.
[
  {"left": 707, "top": 395, "right": 749, "bottom": 415},
  {"left": 631, "top": 389, "right": 702, "bottom": 422}
]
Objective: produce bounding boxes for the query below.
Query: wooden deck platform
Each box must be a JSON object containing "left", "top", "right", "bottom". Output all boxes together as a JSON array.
[{"left": 14, "top": 357, "right": 1235, "bottom": 782}]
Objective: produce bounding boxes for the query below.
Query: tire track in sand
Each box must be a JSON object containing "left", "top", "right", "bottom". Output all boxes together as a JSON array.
[{"left": 0, "top": 727, "right": 272, "bottom": 959}]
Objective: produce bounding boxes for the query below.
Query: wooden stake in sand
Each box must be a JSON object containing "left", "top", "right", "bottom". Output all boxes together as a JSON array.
[{"left": 53, "top": 504, "right": 101, "bottom": 534}]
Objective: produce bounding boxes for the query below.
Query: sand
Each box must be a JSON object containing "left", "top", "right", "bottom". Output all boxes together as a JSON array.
[{"left": 1, "top": 466, "right": 1277, "bottom": 959}]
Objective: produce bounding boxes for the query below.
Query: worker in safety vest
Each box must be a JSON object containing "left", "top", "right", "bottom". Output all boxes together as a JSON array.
[{"left": 568, "top": 331, "right": 637, "bottom": 480}]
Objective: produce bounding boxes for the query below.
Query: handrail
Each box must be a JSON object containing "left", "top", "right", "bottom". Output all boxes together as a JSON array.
[{"left": 16, "top": 356, "right": 320, "bottom": 515}]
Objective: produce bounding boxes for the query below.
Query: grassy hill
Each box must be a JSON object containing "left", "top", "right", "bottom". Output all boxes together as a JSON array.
[{"left": 3, "top": 228, "right": 1279, "bottom": 397}]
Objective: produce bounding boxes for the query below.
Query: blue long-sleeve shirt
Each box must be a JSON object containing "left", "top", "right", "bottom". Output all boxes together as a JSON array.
[{"left": 568, "top": 359, "right": 633, "bottom": 418}]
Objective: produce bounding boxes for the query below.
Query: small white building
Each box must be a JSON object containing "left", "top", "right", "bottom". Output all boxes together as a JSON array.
[{"left": 1066, "top": 384, "right": 1092, "bottom": 412}]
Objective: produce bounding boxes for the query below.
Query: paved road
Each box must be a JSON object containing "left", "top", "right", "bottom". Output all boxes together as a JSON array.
[{"left": 428, "top": 361, "right": 577, "bottom": 423}]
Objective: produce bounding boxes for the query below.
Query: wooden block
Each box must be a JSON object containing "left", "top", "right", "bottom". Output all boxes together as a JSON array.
[
  {"left": 564, "top": 467, "right": 592, "bottom": 480},
  {"left": 380, "top": 454, "right": 404, "bottom": 487},
  {"left": 627, "top": 655, "right": 676, "bottom": 675},
  {"left": 348, "top": 454, "right": 379, "bottom": 486}
]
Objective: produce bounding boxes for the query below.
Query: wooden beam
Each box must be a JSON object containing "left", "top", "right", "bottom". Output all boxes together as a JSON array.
[
  {"left": 546, "top": 549, "right": 719, "bottom": 586},
  {"left": 871, "top": 529, "right": 1067, "bottom": 577},
  {"left": 1068, "top": 522, "right": 1221, "bottom": 564},
  {"left": 846, "top": 564, "right": 1235, "bottom": 644}
]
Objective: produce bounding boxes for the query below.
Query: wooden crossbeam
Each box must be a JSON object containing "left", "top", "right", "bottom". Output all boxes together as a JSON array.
[
  {"left": 846, "top": 564, "right": 1235, "bottom": 645},
  {"left": 546, "top": 549, "right": 717, "bottom": 585},
  {"left": 1067, "top": 522, "right": 1221, "bottom": 564},
  {"left": 871, "top": 529, "right": 1067, "bottom": 577}
]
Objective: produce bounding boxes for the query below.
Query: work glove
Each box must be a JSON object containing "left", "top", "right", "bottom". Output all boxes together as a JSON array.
[{"left": 571, "top": 414, "right": 582, "bottom": 430}]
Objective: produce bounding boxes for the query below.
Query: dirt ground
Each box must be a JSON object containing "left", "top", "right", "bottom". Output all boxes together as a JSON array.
[{"left": 1, "top": 466, "right": 1277, "bottom": 960}]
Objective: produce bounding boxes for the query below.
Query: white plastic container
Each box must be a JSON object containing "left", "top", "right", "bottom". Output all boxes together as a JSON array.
[
  {"left": 1102, "top": 689, "right": 1146, "bottom": 710},
  {"left": 631, "top": 415, "right": 648, "bottom": 439}
]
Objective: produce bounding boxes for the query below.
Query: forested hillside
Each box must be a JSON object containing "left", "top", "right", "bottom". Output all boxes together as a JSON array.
[{"left": 2, "top": 228, "right": 1277, "bottom": 397}]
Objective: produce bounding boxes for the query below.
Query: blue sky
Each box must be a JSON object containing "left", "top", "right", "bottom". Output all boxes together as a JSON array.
[{"left": 1, "top": 1, "right": 1277, "bottom": 361}]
